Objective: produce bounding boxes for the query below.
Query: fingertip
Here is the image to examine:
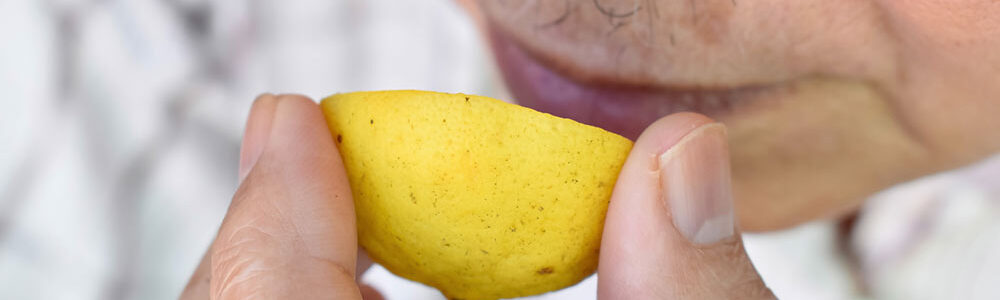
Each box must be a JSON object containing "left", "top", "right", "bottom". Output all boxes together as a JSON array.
[
  {"left": 262, "top": 94, "right": 338, "bottom": 160},
  {"left": 275, "top": 93, "right": 318, "bottom": 107},
  {"left": 660, "top": 123, "right": 735, "bottom": 245},
  {"left": 599, "top": 112, "right": 716, "bottom": 298},
  {"left": 239, "top": 93, "right": 279, "bottom": 182},
  {"left": 212, "top": 93, "right": 361, "bottom": 299},
  {"left": 249, "top": 92, "right": 355, "bottom": 256},
  {"left": 635, "top": 112, "right": 715, "bottom": 156},
  {"left": 238, "top": 93, "right": 323, "bottom": 183},
  {"left": 598, "top": 112, "right": 773, "bottom": 299}
]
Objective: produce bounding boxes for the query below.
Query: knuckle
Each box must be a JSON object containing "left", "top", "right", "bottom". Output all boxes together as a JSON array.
[{"left": 211, "top": 224, "right": 282, "bottom": 299}]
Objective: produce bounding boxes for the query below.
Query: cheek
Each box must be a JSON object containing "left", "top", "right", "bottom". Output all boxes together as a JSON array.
[
  {"left": 877, "top": 0, "right": 1000, "bottom": 66},
  {"left": 874, "top": 0, "right": 1000, "bottom": 163},
  {"left": 875, "top": 0, "right": 1000, "bottom": 82},
  {"left": 726, "top": 79, "right": 929, "bottom": 231},
  {"left": 879, "top": 0, "right": 1000, "bottom": 39}
]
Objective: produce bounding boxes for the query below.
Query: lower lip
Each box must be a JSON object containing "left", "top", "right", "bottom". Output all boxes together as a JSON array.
[{"left": 487, "top": 29, "right": 766, "bottom": 140}]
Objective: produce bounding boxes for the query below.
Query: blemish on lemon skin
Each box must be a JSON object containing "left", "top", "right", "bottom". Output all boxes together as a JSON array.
[{"left": 537, "top": 267, "right": 554, "bottom": 275}]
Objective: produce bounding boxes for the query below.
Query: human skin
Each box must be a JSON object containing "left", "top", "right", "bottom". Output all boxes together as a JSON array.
[
  {"left": 460, "top": 0, "right": 1000, "bottom": 230},
  {"left": 182, "top": 2, "right": 1000, "bottom": 298},
  {"left": 182, "top": 95, "right": 775, "bottom": 299}
]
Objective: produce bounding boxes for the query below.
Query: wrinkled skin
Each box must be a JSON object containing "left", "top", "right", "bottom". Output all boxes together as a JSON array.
[{"left": 462, "top": 0, "right": 1000, "bottom": 230}]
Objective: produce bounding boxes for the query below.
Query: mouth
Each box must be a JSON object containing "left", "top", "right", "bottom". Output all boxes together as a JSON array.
[{"left": 487, "top": 28, "right": 780, "bottom": 140}]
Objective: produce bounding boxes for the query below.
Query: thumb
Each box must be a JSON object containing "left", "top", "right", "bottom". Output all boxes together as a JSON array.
[
  {"left": 598, "top": 113, "right": 774, "bottom": 299},
  {"left": 209, "top": 95, "right": 361, "bottom": 299}
]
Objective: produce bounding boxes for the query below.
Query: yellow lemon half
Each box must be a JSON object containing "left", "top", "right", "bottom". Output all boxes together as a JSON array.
[{"left": 321, "top": 90, "right": 632, "bottom": 299}]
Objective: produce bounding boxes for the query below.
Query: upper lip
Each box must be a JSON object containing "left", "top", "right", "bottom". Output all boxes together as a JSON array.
[
  {"left": 486, "top": 25, "right": 778, "bottom": 139},
  {"left": 487, "top": 25, "right": 773, "bottom": 107},
  {"left": 485, "top": 25, "right": 774, "bottom": 94}
]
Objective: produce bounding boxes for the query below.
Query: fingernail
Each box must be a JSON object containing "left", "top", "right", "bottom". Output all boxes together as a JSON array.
[
  {"left": 239, "top": 94, "right": 279, "bottom": 182},
  {"left": 659, "top": 123, "right": 735, "bottom": 244}
]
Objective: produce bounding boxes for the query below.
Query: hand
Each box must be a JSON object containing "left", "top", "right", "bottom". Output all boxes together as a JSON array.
[
  {"left": 598, "top": 113, "right": 774, "bottom": 299},
  {"left": 180, "top": 94, "right": 382, "bottom": 299},
  {"left": 180, "top": 94, "right": 773, "bottom": 299}
]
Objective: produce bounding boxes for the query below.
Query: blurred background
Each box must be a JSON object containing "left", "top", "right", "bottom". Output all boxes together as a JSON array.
[{"left": 1, "top": 0, "right": 998, "bottom": 299}]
